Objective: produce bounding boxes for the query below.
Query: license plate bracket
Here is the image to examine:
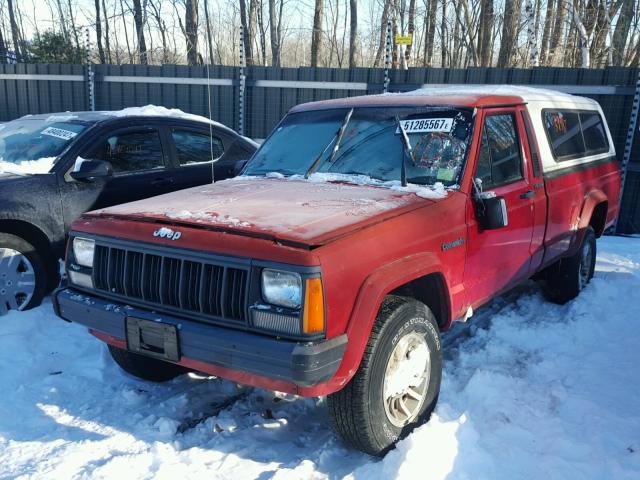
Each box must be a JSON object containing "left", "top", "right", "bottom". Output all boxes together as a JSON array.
[{"left": 126, "top": 317, "right": 180, "bottom": 362}]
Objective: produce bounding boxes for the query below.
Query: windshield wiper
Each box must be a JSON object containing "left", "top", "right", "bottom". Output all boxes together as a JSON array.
[
  {"left": 305, "top": 108, "right": 354, "bottom": 178},
  {"left": 396, "top": 116, "right": 415, "bottom": 187}
]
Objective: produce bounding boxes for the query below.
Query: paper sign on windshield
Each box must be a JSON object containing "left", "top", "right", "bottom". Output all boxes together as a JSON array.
[
  {"left": 41, "top": 126, "right": 78, "bottom": 141},
  {"left": 397, "top": 118, "right": 453, "bottom": 134}
]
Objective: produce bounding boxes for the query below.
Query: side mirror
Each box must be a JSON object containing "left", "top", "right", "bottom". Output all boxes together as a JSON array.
[
  {"left": 476, "top": 192, "right": 508, "bottom": 230},
  {"left": 70, "top": 158, "right": 113, "bottom": 181}
]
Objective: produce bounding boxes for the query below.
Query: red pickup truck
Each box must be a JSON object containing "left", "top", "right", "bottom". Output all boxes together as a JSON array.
[{"left": 54, "top": 86, "right": 621, "bottom": 455}]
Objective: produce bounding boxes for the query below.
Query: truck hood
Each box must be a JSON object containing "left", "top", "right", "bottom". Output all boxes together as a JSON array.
[{"left": 86, "top": 176, "right": 446, "bottom": 247}]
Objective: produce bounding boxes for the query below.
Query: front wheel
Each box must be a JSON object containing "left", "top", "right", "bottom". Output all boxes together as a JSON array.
[{"left": 328, "top": 296, "right": 442, "bottom": 456}]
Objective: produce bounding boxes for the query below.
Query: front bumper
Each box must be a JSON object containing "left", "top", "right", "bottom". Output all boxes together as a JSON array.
[{"left": 53, "top": 287, "right": 347, "bottom": 389}]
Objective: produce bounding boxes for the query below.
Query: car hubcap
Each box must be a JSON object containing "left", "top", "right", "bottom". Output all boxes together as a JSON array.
[
  {"left": 383, "top": 331, "right": 431, "bottom": 427},
  {"left": 0, "top": 248, "right": 35, "bottom": 315},
  {"left": 579, "top": 241, "right": 593, "bottom": 290}
]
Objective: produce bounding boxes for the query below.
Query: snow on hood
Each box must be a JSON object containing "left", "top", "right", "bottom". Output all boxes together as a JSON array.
[
  {"left": 88, "top": 175, "right": 445, "bottom": 245},
  {"left": 270, "top": 172, "right": 449, "bottom": 200},
  {"left": 0, "top": 157, "right": 56, "bottom": 175},
  {"left": 103, "top": 105, "right": 223, "bottom": 127},
  {"left": 45, "top": 113, "right": 78, "bottom": 123}
]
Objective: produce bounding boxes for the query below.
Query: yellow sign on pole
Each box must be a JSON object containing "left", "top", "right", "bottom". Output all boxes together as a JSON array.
[{"left": 395, "top": 33, "right": 413, "bottom": 45}]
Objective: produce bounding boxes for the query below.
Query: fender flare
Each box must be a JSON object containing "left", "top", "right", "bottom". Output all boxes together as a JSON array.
[
  {"left": 334, "top": 252, "right": 449, "bottom": 387},
  {"left": 578, "top": 189, "right": 608, "bottom": 235}
]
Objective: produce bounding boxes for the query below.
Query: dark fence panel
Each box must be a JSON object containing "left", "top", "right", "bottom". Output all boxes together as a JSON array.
[{"left": 0, "top": 64, "right": 638, "bottom": 231}]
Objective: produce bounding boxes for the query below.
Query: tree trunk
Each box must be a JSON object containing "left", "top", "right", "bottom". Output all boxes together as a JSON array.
[
  {"left": 184, "top": 0, "right": 199, "bottom": 65},
  {"left": 612, "top": 0, "right": 633, "bottom": 65},
  {"left": 349, "top": 0, "right": 358, "bottom": 68},
  {"left": 0, "top": 28, "right": 7, "bottom": 62},
  {"left": 239, "top": 0, "right": 254, "bottom": 66},
  {"left": 423, "top": 0, "right": 438, "bottom": 66},
  {"left": 373, "top": 0, "right": 391, "bottom": 67},
  {"left": 311, "top": 0, "right": 324, "bottom": 67},
  {"left": 269, "top": 0, "right": 281, "bottom": 66},
  {"left": 203, "top": 0, "right": 214, "bottom": 64},
  {"left": 67, "top": 0, "right": 81, "bottom": 51},
  {"left": 478, "top": 0, "right": 494, "bottom": 66},
  {"left": 497, "top": 0, "right": 521, "bottom": 67},
  {"left": 94, "top": 0, "right": 106, "bottom": 63},
  {"left": 548, "top": 0, "right": 567, "bottom": 65},
  {"left": 570, "top": 0, "right": 590, "bottom": 67},
  {"left": 540, "top": 0, "right": 555, "bottom": 65},
  {"left": 441, "top": 0, "right": 448, "bottom": 67},
  {"left": 248, "top": 0, "right": 259, "bottom": 66},
  {"left": 7, "top": 0, "right": 22, "bottom": 61},
  {"left": 404, "top": 0, "right": 416, "bottom": 66},
  {"left": 102, "top": 0, "right": 112, "bottom": 63},
  {"left": 132, "top": 0, "right": 147, "bottom": 64}
]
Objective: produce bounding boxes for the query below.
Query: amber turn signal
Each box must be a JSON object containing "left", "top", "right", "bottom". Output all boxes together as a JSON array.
[{"left": 302, "top": 278, "right": 324, "bottom": 334}]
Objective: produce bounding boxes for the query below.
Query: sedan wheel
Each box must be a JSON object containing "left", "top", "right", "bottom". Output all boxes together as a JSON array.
[{"left": 0, "top": 247, "right": 36, "bottom": 314}]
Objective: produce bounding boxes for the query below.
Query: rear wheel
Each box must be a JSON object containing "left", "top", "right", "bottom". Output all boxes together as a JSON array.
[
  {"left": 327, "top": 296, "right": 442, "bottom": 456},
  {"left": 0, "top": 233, "right": 47, "bottom": 315},
  {"left": 108, "top": 345, "right": 189, "bottom": 382},
  {"left": 542, "top": 226, "right": 596, "bottom": 304}
]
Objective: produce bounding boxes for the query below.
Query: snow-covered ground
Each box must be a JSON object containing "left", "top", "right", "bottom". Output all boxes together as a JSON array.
[{"left": 0, "top": 236, "right": 638, "bottom": 479}]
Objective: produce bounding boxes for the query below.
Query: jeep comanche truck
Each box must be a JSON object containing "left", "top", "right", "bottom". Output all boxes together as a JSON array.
[{"left": 54, "top": 86, "right": 621, "bottom": 455}]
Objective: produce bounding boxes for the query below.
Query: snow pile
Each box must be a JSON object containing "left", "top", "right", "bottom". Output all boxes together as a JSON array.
[
  {"left": 262, "top": 172, "right": 449, "bottom": 200},
  {"left": 166, "top": 210, "right": 251, "bottom": 227},
  {"left": 105, "top": 105, "right": 224, "bottom": 126},
  {"left": 0, "top": 156, "right": 56, "bottom": 174},
  {"left": 0, "top": 237, "right": 639, "bottom": 479}
]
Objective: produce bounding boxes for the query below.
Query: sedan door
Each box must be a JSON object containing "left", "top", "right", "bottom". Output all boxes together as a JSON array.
[{"left": 59, "top": 125, "right": 175, "bottom": 229}]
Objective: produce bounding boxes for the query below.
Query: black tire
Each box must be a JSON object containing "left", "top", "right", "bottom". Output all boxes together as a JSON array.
[
  {"left": 0, "top": 232, "right": 48, "bottom": 314},
  {"left": 108, "top": 345, "right": 189, "bottom": 382},
  {"left": 542, "top": 226, "right": 596, "bottom": 305},
  {"left": 327, "top": 296, "right": 442, "bottom": 456}
]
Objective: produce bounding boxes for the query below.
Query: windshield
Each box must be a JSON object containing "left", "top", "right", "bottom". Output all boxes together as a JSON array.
[
  {"left": 244, "top": 106, "right": 474, "bottom": 186},
  {"left": 0, "top": 118, "right": 88, "bottom": 174}
]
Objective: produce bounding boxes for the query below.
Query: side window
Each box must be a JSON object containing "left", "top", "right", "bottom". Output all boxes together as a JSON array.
[
  {"left": 172, "top": 130, "right": 224, "bottom": 165},
  {"left": 89, "top": 130, "right": 164, "bottom": 174},
  {"left": 580, "top": 112, "right": 609, "bottom": 154},
  {"left": 476, "top": 114, "right": 524, "bottom": 188},
  {"left": 543, "top": 111, "right": 585, "bottom": 160}
]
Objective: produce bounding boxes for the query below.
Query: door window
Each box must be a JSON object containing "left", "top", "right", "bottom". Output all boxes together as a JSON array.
[
  {"left": 89, "top": 130, "right": 165, "bottom": 174},
  {"left": 476, "top": 114, "right": 524, "bottom": 188},
  {"left": 172, "top": 130, "right": 224, "bottom": 165}
]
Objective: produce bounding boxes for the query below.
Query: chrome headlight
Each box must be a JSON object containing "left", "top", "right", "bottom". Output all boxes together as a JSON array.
[
  {"left": 72, "top": 237, "right": 95, "bottom": 268},
  {"left": 261, "top": 269, "right": 302, "bottom": 309}
]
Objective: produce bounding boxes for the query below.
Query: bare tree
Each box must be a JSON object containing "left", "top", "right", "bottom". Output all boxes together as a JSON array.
[
  {"left": 404, "top": 0, "right": 416, "bottom": 65},
  {"left": 497, "top": 0, "right": 521, "bottom": 67},
  {"left": 612, "top": 0, "right": 634, "bottom": 65},
  {"left": 478, "top": 0, "right": 494, "bottom": 66},
  {"left": 268, "top": 0, "right": 283, "bottom": 66},
  {"left": 7, "top": 0, "right": 22, "bottom": 61},
  {"left": 239, "top": 0, "right": 254, "bottom": 66},
  {"left": 185, "top": 0, "right": 199, "bottom": 65},
  {"left": 94, "top": 0, "right": 106, "bottom": 63},
  {"left": 132, "top": 0, "right": 148, "bottom": 64},
  {"left": 349, "top": 0, "right": 358, "bottom": 67},
  {"left": 569, "top": 0, "right": 590, "bottom": 67},
  {"left": 102, "top": 0, "right": 112, "bottom": 62},
  {"left": 549, "top": 0, "right": 568, "bottom": 65},
  {"left": 373, "top": 0, "right": 391, "bottom": 67},
  {"left": 311, "top": 0, "right": 324, "bottom": 66},
  {"left": 203, "top": 0, "right": 214, "bottom": 63},
  {"left": 540, "top": 0, "right": 556, "bottom": 64}
]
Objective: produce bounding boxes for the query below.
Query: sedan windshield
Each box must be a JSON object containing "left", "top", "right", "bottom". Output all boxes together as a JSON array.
[
  {"left": 0, "top": 118, "right": 88, "bottom": 174},
  {"left": 244, "top": 106, "right": 474, "bottom": 186}
]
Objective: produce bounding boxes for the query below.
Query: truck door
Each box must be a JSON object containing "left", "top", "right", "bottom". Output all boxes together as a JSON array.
[{"left": 463, "top": 107, "right": 537, "bottom": 307}]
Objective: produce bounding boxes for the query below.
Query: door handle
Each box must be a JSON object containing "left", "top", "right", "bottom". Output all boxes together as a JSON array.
[{"left": 519, "top": 190, "right": 535, "bottom": 199}]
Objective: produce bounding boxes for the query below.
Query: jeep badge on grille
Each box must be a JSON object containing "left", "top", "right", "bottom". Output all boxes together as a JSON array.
[{"left": 153, "top": 228, "right": 182, "bottom": 241}]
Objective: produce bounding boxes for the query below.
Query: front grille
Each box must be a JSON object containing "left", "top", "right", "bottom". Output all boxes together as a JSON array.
[{"left": 93, "top": 244, "right": 249, "bottom": 323}]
